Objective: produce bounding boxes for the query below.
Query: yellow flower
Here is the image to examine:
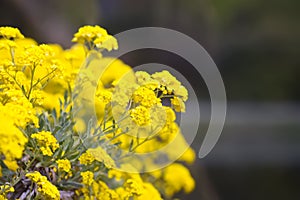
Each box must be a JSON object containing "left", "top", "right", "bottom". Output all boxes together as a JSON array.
[
  {"left": 16, "top": 44, "right": 55, "bottom": 68},
  {"left": 151, "top": 70, "right": 188, "bottom": 101},
  {"left": 26, "top": 171, "right": 60, "bottom": 200},
  {"left": 179, "top": 147, "right": 196, "bottom": 164},
  {"left": 135, "top": 71, "right": 159, "bottom": 90},
  {"left": 72, "top": 25, "right": 118, "bottom": 51},
  {"left": 0, "top": 39, "right": 17, "bottom": 50},
  {"left": 163, "top": 106, "right": 176, "bottom": 123},
  {"left": 108, "top": 168, "right": 125, "bottom": 181},
  {"left": 0, "top": 91, "right": 39, "bottom": 127},
  {"left": 0, "top": 184, "right": 14, "bottom": 200},
  {"left": 152, "top": 70, "right": 180, "bottom": 92},
  {"left": 95, "top": 35, "right": 118, "bottom": 51},
  {"left": 0, "top": 27, "right": 24, "bottom": 39},
  {"left": 87, "top": 146, "right": 116, "bottom": 168},
  {"left": 77, "top": 180, "right": 119, "bottom": 200},
  {"left": 171, "top": 96, "right": 186, "bottom": 112},
  {"left": 132, "top": 86, "right": 161, "bottom": 108},
  {"left": 109, "top": 165, "right": 162, "bottom": 200},
  {"left": 81, "top": 171, "right": 94, "bottom": 186},
  {"left": 96, "top": 90, "right": 112, "bottom": 105},
  {"left": 136, "top": 183, "right": 162, "bottom": 200},
  {"left": 0, "top": 184, "right": 14, "bottom": 193},
  {"left": 0, "top": 110, "right": 27, "bottom": 171},
  {"left": 130, "top": 106, "right": 151, "bottom": 126},
  {"left": 31, "top": 131, "right": 59, "bottom": 156},
  {"left": 94, "top": 181, "right": 118, "bottom": 200},
  {"left": 115, "top": 180, "right": 143, "bottom": 200},
  {"left": 78, "top": 147, "right": 116, "bottom": 168},
  {"left": 176, "top": 85, "right": 188, "bottom": 101},
  {"left": 78, "top": 151, "right": 95, "bottom": 165},
  {"left": 0, "top": 25, "right": 196, "bottom": 200},
  {"left": 124, "top": 179, "right": 143, "bottom": 196},
  {"left": 56, "top": 159, "right": 71, "bottom": 173},
  {"left": 72, "top": 25, "right": 108, "bottom": 43},
  {"left": 162, "top": 163, "right": 195, "bottom": 197}
]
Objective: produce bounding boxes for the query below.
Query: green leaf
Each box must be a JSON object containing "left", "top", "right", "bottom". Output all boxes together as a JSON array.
[{"left": 61, "top": 181, "right": 83, "bottom": 189}]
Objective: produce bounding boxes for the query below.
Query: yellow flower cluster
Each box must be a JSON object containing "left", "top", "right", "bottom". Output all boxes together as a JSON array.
[
  {"left": 79, "top": 151, "right": 95, "bottom": 165},
  {"left": 107, "top": 165, "right": 163, "bottom": 200},
  {"left": 0, "top": 185, "right": 14, "bottom": 200},
  {"left": 108, "top": 69, "right": 194, "bottom": 165},
  {"left": 56, "top": 159, "right": 71, "bottom": 173},
  {"left": 112, "top": 70, "right": 188, "bottom": 131},
  {"left": 96, "top": 90, "right": 112, "bottom": 105},
  {"left": 0, "top": 25, "right": 196, "bottom": 200},
  {"left": 0, "top": 27, "right": 24, "bottom": 39},
  {"left": 94, "top": 181, "right": 119, "bottom": 200},
  {"left": 72, "top": 25, "right": 118, "bottom": 51},
  {"left": 87, "top": 146, "right": 116, "bottom": 168},
  {"left": 130, "top": 105, "right": 151, "bottom": 126},
  {"left": 81, "top": 171, "right": 94, "bottom": 186},
  {"left": 162, "top": 163, "right": 195, "bottom": 197},
  {"left": 132, "top": 86, "right": 161, "bottom": 107},
  {"left": 79, "top": 173, "right": 119, "bottom": 200},
  {"left": 79, "top": 146, "right": 115, "bottom": 168},
  {"left": 0, "top": 97, "right": 39, "bottom": 127},
  {"left": 123, "top": 179, "right": 143, "bottom": 196},
  {"left": 31, "top": 131, "right": 59, "bottom": 156},
  {"left": 0, "top": 110, "right": 27, "bottom": 170},
  {"left": 26, "top": 171, "right": 60, "bottom": 200}
]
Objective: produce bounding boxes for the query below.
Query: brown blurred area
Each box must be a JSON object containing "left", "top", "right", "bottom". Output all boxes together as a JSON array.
[{"left": 1, "top": 0, "right": 300, "bottom": 199}]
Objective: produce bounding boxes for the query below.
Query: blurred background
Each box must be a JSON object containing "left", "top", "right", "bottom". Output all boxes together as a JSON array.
[{"left": 1, "top": 0, "right": 299, "bottom": 199}]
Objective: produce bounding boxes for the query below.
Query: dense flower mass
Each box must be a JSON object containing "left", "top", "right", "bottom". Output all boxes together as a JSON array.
[
  {"left": 56, "top": 159, "right": 71, "bottom": 173},
  {"left": 81, "top": 171, "right": 94, "bottom": 186},
  {"left": 26, "top": 171, "right": 60, "bottom": 200},
  {"left": 0, "top": 26, "right": 24, "bottom": 39},
  {"left": 0, "top": 25, "right": 196, "bottom": 199},
  {"left": 72, "top": 25, "right": 118, "bottom": 51},
  {"left": 31, "top": 131, "right": 59, "bottom": 156},
  {"left": 0, "top": 110, "right": 27, "bottom": 170}
]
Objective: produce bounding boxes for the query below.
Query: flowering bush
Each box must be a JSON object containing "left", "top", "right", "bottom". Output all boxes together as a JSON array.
[{"left": 0, "top": 25, "right": 195, "bottom": 199}]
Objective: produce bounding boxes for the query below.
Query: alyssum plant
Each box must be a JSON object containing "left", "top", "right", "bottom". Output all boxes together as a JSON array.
[{"left": 0, "top": 25, "right": 195, "bottom": 200}]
